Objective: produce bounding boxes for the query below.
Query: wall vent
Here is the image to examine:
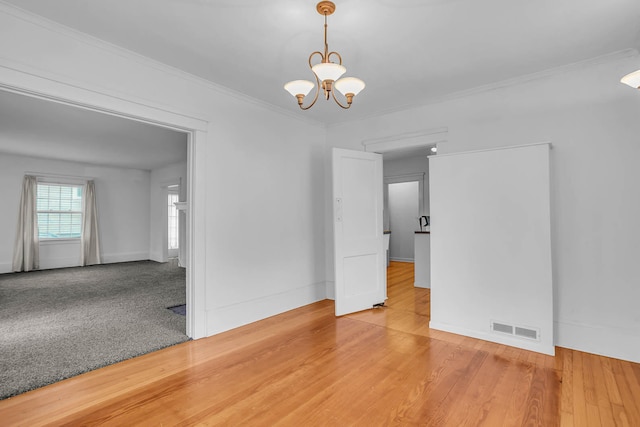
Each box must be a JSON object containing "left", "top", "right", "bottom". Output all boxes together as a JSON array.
[
  {"left": 491, "top": 320, "right": 539, "bottom": 341},
  {"left": 515, "top": 327, "right": 538, "bottom": 340},
  {"left": 492, "top": 322, "right": 513, "bottom": 335}
]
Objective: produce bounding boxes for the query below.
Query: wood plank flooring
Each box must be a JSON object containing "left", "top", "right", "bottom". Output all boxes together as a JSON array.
[{"left": 1, "top": 261, "right": 639, "bottom": 426}]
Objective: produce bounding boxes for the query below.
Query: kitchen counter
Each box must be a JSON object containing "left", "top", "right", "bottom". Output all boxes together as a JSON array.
[{"left": 414, "top": 232, "right": 431, "bottom": 288}]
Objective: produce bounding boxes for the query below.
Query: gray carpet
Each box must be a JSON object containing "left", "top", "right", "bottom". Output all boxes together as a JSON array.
[{"left": 0, "top": 260, "right": 189, "bottom": 399}]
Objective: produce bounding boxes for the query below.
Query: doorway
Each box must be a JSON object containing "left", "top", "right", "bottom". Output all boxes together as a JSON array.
[
  {"left": 0, "top": 88, "right": 205, "bottom": 338},
  {"left": 387, "top": 181, "right": 420, "bottom": 262},
  {"left": 382, "top": 151, "right": 431, "bottom": 294}
]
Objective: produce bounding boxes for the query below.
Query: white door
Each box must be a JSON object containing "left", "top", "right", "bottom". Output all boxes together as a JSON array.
[{"left": 333, "top": 148, "right": 386, "bottom": 316}]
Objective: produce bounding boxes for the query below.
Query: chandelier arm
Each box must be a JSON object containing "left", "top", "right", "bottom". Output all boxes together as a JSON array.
[
  {"left": 299, "top": 74, "right": 322, "bottom": 110},
  {"left": 327, "top": 51, "right": 342, "bottom": 65},
  {"left": 331, "top": 88, "right": 351, "bottom": 109},
  {"left": 308, "top": 51, "right": 325, "bottom": 68}
]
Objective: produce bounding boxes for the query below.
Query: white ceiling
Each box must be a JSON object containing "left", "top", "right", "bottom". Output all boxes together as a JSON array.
[
  {"left": 3, "top": 0, "right": 640, "bottom": 125},
  {"left": 0, "top": 90, "right": 187, "bottom": 170},
  {"left": 1, "top": 0, "right": 639, "bottom": 165}
]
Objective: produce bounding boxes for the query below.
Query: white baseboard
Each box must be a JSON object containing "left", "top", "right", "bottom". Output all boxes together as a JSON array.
[
  {"left": 39, "top": 257, "right": 81, "bottom": 270},
  {"left": 206, "top": 281, "right": 328, "bottom": 336},
  {"left": 101, "top": 252, "right": 149, "bottom": 264},
  {"left": 0, "top": 258, "right": 82, "bottom": 272},
  {"left": 148, "top": 251, "right": 164, "bottom": 263},
  {"left": 429, "top": 320, "right": 555, "bottom": 356},
  {"left": 0, "top": 252, "right": 150, "bottom": 274},
  {"left": 325, "top": 280, "right": 335, "bottom": 300},
  {"left": 414, "top": 281, "right": 429, "bottom": 288},
  {"left": 390, "top": 257, "right": 414, "bottom": 263},
  {"left": 0, "top": 262, "right": 12, "bottom": 274},
  {"left": 555, "top": 320, "right": 640, "bottom": 363}
]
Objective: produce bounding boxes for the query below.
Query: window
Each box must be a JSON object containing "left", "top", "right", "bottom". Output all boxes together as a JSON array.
[
  {"left": 37, "top": 183, "right": 83, "bottom": 239},
  {"left": 168, "top": 191, "right": 179, "bottom": 250}
]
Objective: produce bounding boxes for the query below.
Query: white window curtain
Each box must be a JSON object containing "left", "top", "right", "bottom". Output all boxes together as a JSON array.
[
  {"left": 12, "top": 175, "right": 39, "bottom": 272},
  {"left": 81, "top": 180, "right": 101, "bottom": 266}
]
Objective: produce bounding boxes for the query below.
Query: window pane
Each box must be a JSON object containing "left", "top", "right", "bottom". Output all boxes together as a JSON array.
[
  {"left": 168, "top": 193, "right": 179, "bottom": 250},
  {"left": 37, "top": 183, "right": 83, "bottom": 239}
]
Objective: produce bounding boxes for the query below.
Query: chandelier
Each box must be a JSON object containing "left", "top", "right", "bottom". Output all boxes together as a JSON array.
[
  {"left": 284, "top": 1, "right": 365, "bottom": 110},
  {"left": 621, "top": 70, "right": 640, "bottom": 89}
]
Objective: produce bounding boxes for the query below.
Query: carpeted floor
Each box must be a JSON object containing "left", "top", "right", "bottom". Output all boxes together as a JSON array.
[{"left": 0, "top": 260, "right": 189, "bottom": 399}]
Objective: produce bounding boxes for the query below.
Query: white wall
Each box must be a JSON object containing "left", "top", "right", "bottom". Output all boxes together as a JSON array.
[
  {"left": 388, "top": 181, "right": 419, "bottom": 262},
  {"left": 149, "top": 161, "right": 187, "bottom": 262},
  {"left": 326, "top": 51, "right": 640, "bottom": 363},
  {"left": 0, "top": 153, "right": 151, "bottom": 273},
  {"left": 0, "top": 4, "right": 327, "bottom": 337},
  {"left": 429, "top": 144, "right": 554, "bottom": 355},
  {"left": 4, "top": 3, "right": 638, "bottom": 363}
]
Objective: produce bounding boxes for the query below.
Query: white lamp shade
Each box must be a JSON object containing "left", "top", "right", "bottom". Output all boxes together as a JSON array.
[
  {"left": 284, "top": 80, "right": 315, "bottom": 97},
  {"left": 312, "top": 63, "right": 346, "bottom": 82},
  {"left": 334, "top": 77, "right": 366, "bottom": 96},
  {"left": 621, "top": 70, "right": 640, "bottom": 89}
]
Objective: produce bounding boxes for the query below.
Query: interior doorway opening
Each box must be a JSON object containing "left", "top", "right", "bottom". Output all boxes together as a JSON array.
[
  {"left": 0, "top": 87, "right": 198, "bottom": 337},
  {"left": 387, "top": 180, "right": 420, "bottom": 262},
  {"left": 382, "top": 149, "right": 433, "bottom": 293}
]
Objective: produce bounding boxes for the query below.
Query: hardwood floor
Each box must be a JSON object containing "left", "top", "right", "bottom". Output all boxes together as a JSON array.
[{"left": 1, "top": 262, "right": 639, "bottom": 426}]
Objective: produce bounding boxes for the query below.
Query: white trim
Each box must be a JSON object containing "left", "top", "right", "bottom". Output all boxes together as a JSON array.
[
  {"left": 28, "top": 172, "right": 94, "bottom": 183},
  {"left": 430, "top": 320, "right": 555, "bottom": 356},
  {"left": 38, "top": 256, "right": 81, "bottom": 270},
  {"left": 555, "top": 320, "right": 640, "bottom": 364},
  {"left": 206, "top": 281, "right": 327, "bottom": 335},
  {"left": 328, "top": 49, "right": 639, "bottom": 126},
  {"left": 187, "top": 130, "right": 207, "bottom": 339},
  {"left": 149, "top": 250, "right": 164, "bottom": 263},
  {"left": 390, "top": 257, "right": 414, "bottom": 263},
  {"left": 325, "top": 280, "right": 335, "bottom": 300},
  {"left": 0, "top": 262, "right": 11, "bottom": 274},
  {"left": 434, "top": 142, "right": 553, "bottom": 158},
  {"left": 0, "top": 1, "right": 323, "bottom": 128},
  {"left": 0, "top": 70, "right": 208, "bottom": 133},
  {"left": 363, "top": 128, "right": 448, "bottom": 153},
  {"left": 39, "top": 238, "right": 81, "bottom": 245},
  {"left": 100, "top": 251, "right": 149, "bottom": 264},
  {"left": 0, "top": 77, "right": 207, "bottom": 342},
  {"left": 384, "top": 173, "right": 425, "bottom": 184}
]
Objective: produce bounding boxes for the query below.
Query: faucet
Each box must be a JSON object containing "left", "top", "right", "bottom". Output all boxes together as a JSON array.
[{"left": 419, "top": 216, "right": 429, "bottom": 231}]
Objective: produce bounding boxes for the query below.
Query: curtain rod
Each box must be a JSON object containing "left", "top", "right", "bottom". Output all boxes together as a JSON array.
[{"left": 24, "top": 171, "right": 96, "bottom": 181}]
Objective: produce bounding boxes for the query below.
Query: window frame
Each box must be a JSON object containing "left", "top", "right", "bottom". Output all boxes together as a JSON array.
[{"left": 36, "top": 177, "right": 86, "bottom": 242}]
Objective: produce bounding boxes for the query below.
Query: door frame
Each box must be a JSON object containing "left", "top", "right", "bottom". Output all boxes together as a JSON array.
[{"left": 0, "top": 78, "right": 208, "bottom": 339}]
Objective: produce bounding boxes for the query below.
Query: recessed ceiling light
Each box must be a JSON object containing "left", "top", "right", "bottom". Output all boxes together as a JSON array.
[{"left": 431, "top": 147, "right": 437, "bottom": 153}]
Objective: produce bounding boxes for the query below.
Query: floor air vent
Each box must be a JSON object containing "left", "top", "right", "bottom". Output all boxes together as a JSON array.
[
  {"left": 492, "top": 322, "right": 513, "bottom": 335},
  {"left": 491, "top": 321, "right": 539, "bottom": 341}
]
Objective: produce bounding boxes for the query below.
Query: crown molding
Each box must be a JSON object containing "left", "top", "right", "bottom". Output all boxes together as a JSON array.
[
  {"left": 362, "top": 128, "right": 448, "bottom": 153},
  {"left": 0, "top": 59, "right": 209, "bottom": 132},
  {"left": 3, "top": 1, "right": 635, "bottom": 130},
  {"left": 0, "top": 1, "right": 325, "bottom": 129},
  {"left": 329, "top": 48, "right": 640, "bottom": 127}
]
